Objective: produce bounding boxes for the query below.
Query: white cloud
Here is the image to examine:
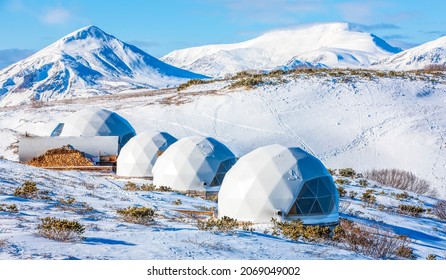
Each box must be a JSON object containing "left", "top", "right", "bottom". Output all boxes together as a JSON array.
[{"left": 41, "top": 7, "right": 71, "bottom": 24}]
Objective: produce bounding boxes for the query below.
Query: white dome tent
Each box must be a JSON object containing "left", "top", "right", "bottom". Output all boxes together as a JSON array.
[
  {"left": 51, "top": 108, "right": 136, "bottom": 148},
  {"left": 116, "top": 131, "right": 177, "bottom": 177},
  {"left": 152, "top": 136, "right": 237, "bottom": 192},
  {"left": 218, "top": 144, "right": 339, "bottom": 225}
]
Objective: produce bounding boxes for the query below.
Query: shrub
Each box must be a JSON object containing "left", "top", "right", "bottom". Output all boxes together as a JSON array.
[
  {"left": 426, "top": 254, "right": 437, "bottom": 260},
  {"left": 241, "top": 221, "right": 254, "bottom": 232},
  {"left": 206, "top": 194, "right": 218, "bottom": 202},
  {"left": 172, "top": 199, "right": 182, "bottom": 205},
  {"left": 177, "top": 79, "right": 209, "bottom": 91},
  {"left": 197, "top": 216, "right": 238, "bottom": 232},
  {"left": 7, "top": 204, "right": 18, "bottom": 213},
  {"left": 140, "top": 184, "right": 156, "bottom": 191},
  {"left": 395, "top": 241, "right": 416, "bottom": 259},
  {"left": 349, "top": 191, "right": 358, "bottom": 199},
  {"left": 116, "top": 206, "right": 156, "bottom": 224},
  {"left": 361, "top": 190, "right": 377, "bottom": 205},
  {"left": 229, "top": 74, "right": 264, "bottom": 89},
  {"left": 395, "top": 192, "right": 410, "bottom": 200},
  {"left": 333, "top": 219, "right": 413, "bottom": 259},
  {"left": 364, "top": 169, "right": 435, "bottom": 195},
  {"left": 37, "top": 217, "right": 85, "bottom": 242},
  {"left": 398, "top": 204, "right": 425, "bottom": 216},
  {"left": 337, "top": 186, "right": 347, "bottom": 197},
  {"left": 14, "top": 181, "right": 39, "bottom": 198},
  {"left": 59, "top": 197, "right": 76, "bottom": 205},
  {"left": 335, "top": 178, "right": 350, "bottom": 185},
  {"left": 124, "top": 182, "right": 156, "bottom": 191},
  {"left": 157, "top": 186, "right": 172, "bottom": 192},
  {"left": 358, "top": 179, "right": 369, "bottom": 187},
  {"left": 327, "top": 168, "right": 337, "bottom": 176},
  {"left": 272, "top": 218, "right": 331, "bottom": 241},
  {"left": 123, "top": 181, "right": 138, "bottom": 191},
  {"left": 0, "top": 204, "right": 18, "bottom": 213},
  {"left": 339, "top": 168, "right": 356, "bottom": 178},
  {"left": 433, "top": 200, "right": 446, "bottom": 220},
  {"left": 0, "top": 239, "right": 7, "bottom": 248}
]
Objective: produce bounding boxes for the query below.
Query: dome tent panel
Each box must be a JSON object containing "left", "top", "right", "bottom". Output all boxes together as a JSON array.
[
  {"left": 116, "top": 131, "right": 177, "bottom": 177},
  {"left": 218, "top": 144, "right": 339, "bottom": 225},
  {"left": 52, "top": 108, "right": 136, "bottom": 148},
  {"left": 152, "top": 136, "right": 237, "bottom": 192}
]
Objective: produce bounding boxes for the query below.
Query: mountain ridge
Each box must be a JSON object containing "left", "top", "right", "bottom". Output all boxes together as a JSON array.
[
  {"left": 161, "top": 22, "right": 402, "bottom": 77},
  {"left": 372, "top": 35, "right": 446, "bottom": 70},
  {"left": 0, "top": 25, "right": 206, "bottom": 107}
]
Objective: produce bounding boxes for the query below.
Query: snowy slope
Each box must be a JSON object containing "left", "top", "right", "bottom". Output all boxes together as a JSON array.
[
  {"left": 373, "top": 36, "right": 446, "bottom": 70},
  {"left": 161, "top": 22, "right": 401, "bottom": 77},
  {"left": 0, "top": 159, "right": 444, "bottom": 260},
  {"left": 0, "top": 26, "right": 206, "bottom": 107},
  {"left": 0, "top": 71, "right": 445, "bottom": 197}
]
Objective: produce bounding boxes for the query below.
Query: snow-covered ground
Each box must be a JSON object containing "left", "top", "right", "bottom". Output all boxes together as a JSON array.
[
  {"left": 0, "top": 71, "right": 445, "bottom": 260},
  {"left": 1, "top": 71, "right": 445, "bottom": 196},
  {"left": 0, "top": 159, "right": 445, "bottom": 260}
]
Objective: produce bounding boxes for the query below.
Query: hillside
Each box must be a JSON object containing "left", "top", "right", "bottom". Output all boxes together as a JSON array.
[
  {"left": 161, "top": 22, "right": 401, "bottom": 77},
  {"left": 373, "top": 36, "right": 446, "bottom": 70},
  {"left": 0, "top": 26, "right": 205, "bottom": 107},
  {"left": 0, "top": 69, "right": 445, "bottom": 197}
]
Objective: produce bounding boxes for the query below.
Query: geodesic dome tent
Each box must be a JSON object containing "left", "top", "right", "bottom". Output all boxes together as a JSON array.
[
  {"left": 218, "top": 144, "right": 339, "bottom": 225},
  {"left": 116, "top": 131, "right": 177, "bottom": 177},
  {"left": 152, "top": 136, "right": 237, "bottom": 192},
  {"left": 50, "top": 108, "right": 136, "bottom": 148}
]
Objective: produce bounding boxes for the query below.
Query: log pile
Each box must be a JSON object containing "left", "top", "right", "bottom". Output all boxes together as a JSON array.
[{"left": 28, "top": 145, "right": 94, "bottom": 167}]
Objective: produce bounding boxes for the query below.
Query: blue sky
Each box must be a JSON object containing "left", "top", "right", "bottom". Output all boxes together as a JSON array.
[{"left": 0, "top": 0, "right": 445, "bottom": 68}]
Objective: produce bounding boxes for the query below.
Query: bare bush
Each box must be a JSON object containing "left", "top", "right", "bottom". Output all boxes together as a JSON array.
[
  {"left": 364, "top": 169, "right": 436, "bottom": 196},
  {"left": 433, "top": 200, "right": 446, "bottom": 220},
  {"left": 423, "top": 64, "right": 446, "bottom": 71},
  {"left": 333, "top": 219, "right": 414, "bottom": 259}
]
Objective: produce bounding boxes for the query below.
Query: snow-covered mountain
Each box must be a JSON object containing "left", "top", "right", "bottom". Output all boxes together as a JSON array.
[
  {"left": 373, "top": 35, "right": 446, "bottom": 70},
  {"left": 0, "top": 25, "right": 206, "bottom": 107},
  {"left": 161, "top": 22, "right": 402, "bottom": 77}
]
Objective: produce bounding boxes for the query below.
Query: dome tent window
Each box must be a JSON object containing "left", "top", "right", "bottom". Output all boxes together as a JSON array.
[{"left": 209, "top": 158, "right": 238, "bottom": 187}]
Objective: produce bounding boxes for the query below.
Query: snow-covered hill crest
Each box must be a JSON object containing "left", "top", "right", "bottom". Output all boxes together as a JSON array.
[
  {"left": 373, "top": 36, "right": 446, "bottom": 70},
  {"left": 161, "top": 22, "right": 402, "bottom": 77},
  {"left": 0, "top": 25, "right": 206, "bottom": 107}
]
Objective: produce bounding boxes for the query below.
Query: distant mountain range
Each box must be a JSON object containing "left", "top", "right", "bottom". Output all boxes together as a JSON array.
[
  {"left": 1, "top": 23, "right": 445, "bottom": 106},
  {"left": 0, "top": 25, "right": 205, "bottom": 107},
  {"left": 161, "top": 22, "right": 403, "bottom": 77}
]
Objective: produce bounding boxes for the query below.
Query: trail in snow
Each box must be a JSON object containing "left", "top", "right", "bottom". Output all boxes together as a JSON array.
[{"left": 257, "top": 90, "right": 317, "bottom": 156}]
